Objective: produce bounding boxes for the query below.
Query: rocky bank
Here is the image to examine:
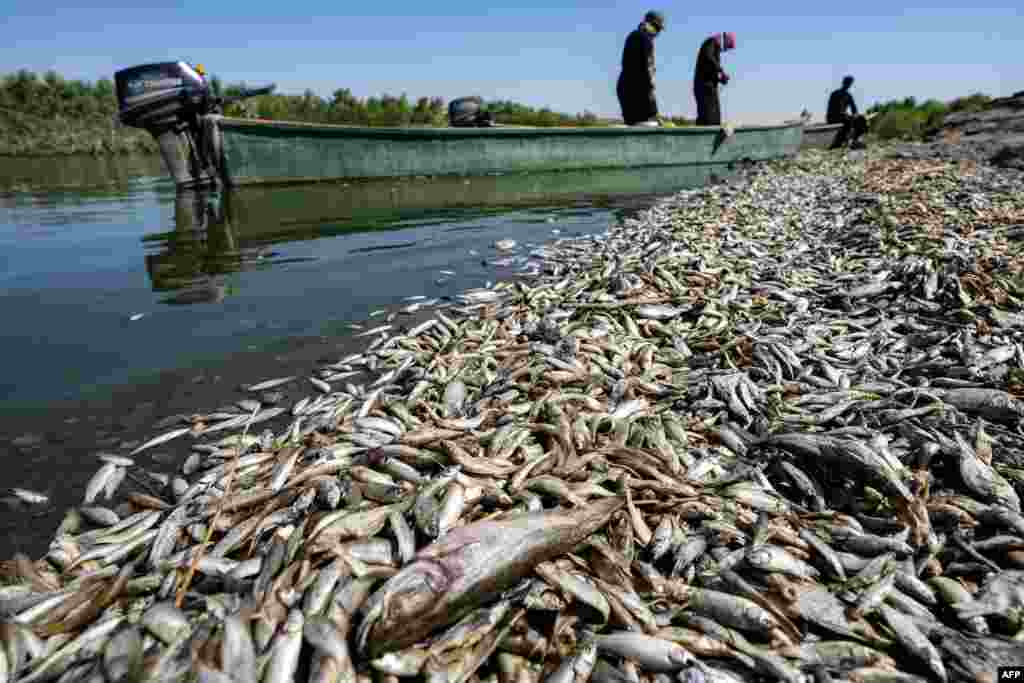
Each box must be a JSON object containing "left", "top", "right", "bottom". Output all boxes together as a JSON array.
[{"left": 887, "top": 93, "right": 1024, "bottom": 170}]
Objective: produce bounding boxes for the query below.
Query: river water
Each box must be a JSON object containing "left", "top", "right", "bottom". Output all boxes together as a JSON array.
[{"left": 0, "top": 154, "right": 733, "bottom": 558}]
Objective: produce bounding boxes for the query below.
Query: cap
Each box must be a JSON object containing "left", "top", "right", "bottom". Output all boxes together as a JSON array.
[{"left": 644, "top": 11, "right": 666, "bottom": 31}]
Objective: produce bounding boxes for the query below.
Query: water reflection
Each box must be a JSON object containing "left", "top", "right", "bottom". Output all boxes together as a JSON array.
[
  {"left": 142, "top": 163, "right": 738, "bottom": 307},
  {"left": 143, "top": 193, "right": 236, "bottom": 305},
  {"left": 0, "top": 155, "right": 166, "bottom": 194}
]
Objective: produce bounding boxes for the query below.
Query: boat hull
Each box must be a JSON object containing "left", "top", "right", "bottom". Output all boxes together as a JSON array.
[
  {"left": 800, "top": 123, "right": 843, "bottom": 149},
  {"left": 211, "top": 117, "right": 804, "bottom": 187}
]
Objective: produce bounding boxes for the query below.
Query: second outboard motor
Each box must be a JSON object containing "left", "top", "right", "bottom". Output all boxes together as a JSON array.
[
  {"left": 448, "top": 96, "right": 495, "bottom": 127},
  {"left": 115, "top": 61, "right": 274, "bottom": 190}
]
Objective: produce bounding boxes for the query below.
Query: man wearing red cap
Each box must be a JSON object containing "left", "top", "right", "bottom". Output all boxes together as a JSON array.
[
  {"left": 617, "top": 11, "right": 666, "bottom": 126},
  {"left": 693, "top": 32, "right": 735, "bottom": 126}
]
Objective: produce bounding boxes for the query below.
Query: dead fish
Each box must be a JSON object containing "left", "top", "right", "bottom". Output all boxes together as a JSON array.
[
  {"left": 129, "top": 427, "right": 191, "bottom": 456},
  {"left": 311, "top": 377, "right": 333, "bottom": 394},
  {"left": 356, "top": 325, "right": 393, "bottom": 338},
  {"left": 635, "top": 305, "right": 687, "bottom": 321},
  {"left": 356, "top": 497, "right": 623, "bottom": 656},
  {"left": 593, "top": 632, "right": 694, "bottom": 672},
  {"left": 245, "top": 376, "right": 296, "bottom": 392},
  {"left": 11, "top": 488, "right": 49, "bottom": 506},
  {"left": 443, "top": 379, "right": 467, "bottom": 418},
  {"left": 79, "top": 506, "right": 120, "bottom": 527},
  {"left": 84, "top": 463, "right": 120, "bottom": 504}
]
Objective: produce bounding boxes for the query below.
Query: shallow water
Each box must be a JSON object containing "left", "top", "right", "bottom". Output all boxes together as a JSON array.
[{"left": 0, "top": 154, "right": 733, "bottom": 557}]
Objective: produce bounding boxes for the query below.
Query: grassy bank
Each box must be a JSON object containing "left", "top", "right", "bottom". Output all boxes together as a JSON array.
[{"left": 1, "top": 68, "right": 695, "bottom": 158}]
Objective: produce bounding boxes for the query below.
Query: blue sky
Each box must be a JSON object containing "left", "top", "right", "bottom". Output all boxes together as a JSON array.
[{"left": 2, "top": 1, "right": 1021, "bottom": 123}]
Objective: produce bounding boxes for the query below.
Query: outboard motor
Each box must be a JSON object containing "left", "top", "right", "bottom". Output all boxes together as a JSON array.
[
  {"left": 115, "top": 61, "right": 273, "bottom": 190},
  {"left": 448, "top": 96, "right": 495, "bottom": 128}
]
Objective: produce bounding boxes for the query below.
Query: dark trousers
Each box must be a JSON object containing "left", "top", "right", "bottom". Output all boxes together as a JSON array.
[
  {"left": 617, "top": 74, "right": 657, "bottom": 125},
  {"left": 694, "top": 81, "right": 721, "bottom": 126},
  {"left": 828, "top": 113, "right": 868, "bottom": 148}
]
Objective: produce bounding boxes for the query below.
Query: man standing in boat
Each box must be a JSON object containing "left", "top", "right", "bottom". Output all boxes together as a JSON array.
[
  {"left": 693, "top": 32, "right": 735, "bottom": 126},
  {"left": 616, "top": 11, "right": 666, "bottom": 127},
  {"left": 827, "top": 76, "right": 868, "bottom": 149}
]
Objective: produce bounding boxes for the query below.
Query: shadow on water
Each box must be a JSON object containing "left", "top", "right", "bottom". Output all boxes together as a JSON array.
[{"left": 140, "top": 162, "right": 738, "bottom": 306}]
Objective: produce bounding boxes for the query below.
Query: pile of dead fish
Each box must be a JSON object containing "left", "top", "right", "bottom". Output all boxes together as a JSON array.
[{"left": 5, "top": 146, "right": 1024, "bottom": 683}]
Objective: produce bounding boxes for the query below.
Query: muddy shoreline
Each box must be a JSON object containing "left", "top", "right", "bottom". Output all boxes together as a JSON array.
[{"left": 0, "top": 326, "right": 395, "bottom": 559}]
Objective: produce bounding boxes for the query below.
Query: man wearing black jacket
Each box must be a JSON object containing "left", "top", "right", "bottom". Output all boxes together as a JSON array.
[
  {"left": 617, "top": 11, "right": 665, "bottom": 126},
  {"left": 827, "top": 76, "right": 868, "bottom": 149},
  {"left": 694, "top": 32, "right": 735, "bottom": 126}
]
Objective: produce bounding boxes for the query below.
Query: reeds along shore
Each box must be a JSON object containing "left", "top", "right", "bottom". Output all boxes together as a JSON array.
[{"left": 4, "top": 146, "right": 1024, "bottom": 682}]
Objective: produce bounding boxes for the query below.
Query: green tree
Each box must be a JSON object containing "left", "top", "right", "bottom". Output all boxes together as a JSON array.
[
  {"left": 94, "top": 78, "right": 114, "bottom": 99},
  {"left": 7, "top": 69, "right": 37, "bottom": 106}
]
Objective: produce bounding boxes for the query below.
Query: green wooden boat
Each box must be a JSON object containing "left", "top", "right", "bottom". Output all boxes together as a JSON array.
[
  {"left": 113, "top": 61, "right": 804, "bottom": 190},
  {"left": 205, "top": 117, "right": 803, "bottom": 188}
]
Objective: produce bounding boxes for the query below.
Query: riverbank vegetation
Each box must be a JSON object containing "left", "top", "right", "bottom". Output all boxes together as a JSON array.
[
  {"left": 867, "top": 93, "right": 993, "bottom": 141},
  {"left": 0, "top": 70, "right": 157, "bottom": 156}
]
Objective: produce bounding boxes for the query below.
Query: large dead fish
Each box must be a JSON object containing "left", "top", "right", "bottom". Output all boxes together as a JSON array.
[{"left": 355, "top": 497, "right": 623, "bottom": 657}]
